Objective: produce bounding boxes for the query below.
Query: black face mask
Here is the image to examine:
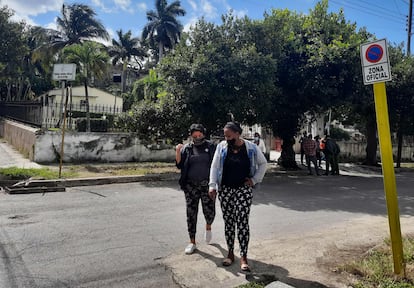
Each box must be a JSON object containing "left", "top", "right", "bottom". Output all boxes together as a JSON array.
[
  {"left": 226, "top": 139, "right": 236, "bottom": 147},
  {"left": 193, "top": 137, "right": 206, "bottom": 146}
]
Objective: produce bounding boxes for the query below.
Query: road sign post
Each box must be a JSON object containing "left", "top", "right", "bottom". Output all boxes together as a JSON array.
[
  {"left": 53, "top": 64, "right": 77, "bottom": 179},
  {"left": 360, "top": 39, "right": 404, "bottom": 276}
]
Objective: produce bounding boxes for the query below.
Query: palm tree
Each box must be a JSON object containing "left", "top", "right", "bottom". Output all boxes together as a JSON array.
[
  {"left": 133, "top": 69, "right": 165, "bottom": 102},
  {"left": 108, "top": 29, "right": 147, "bottom": 93},
  {"left": 36, "top": 4, "right": 109, "bottom": 58},
  {"left": 63, "top": 41, "right": 109, "bottom": 132},
  {"left": 142, "top": 0, "right": 186, "bottom": 62},
  {"left": 21, "top": 26, "right": 56, "bottom": 98},
  {"left": 51, "top": 3, "right": 109, "bottom": 125},
  {"left": 54, "top": 3, "right": 109, "bottom": 50}
]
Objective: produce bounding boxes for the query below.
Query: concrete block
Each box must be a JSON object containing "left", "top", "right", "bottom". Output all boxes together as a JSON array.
[{"left": 265, "top": 281, "right": 295, "bottom": 288}]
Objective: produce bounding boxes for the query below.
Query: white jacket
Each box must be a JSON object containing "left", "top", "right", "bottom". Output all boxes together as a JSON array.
[{"left": 209, "top": 138, "right": 267, "bottom": 191}]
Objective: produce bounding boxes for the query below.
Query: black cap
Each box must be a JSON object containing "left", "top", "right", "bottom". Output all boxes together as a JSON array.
[{"left": 189, "top": 124, "right": 206, "bottom": 135}]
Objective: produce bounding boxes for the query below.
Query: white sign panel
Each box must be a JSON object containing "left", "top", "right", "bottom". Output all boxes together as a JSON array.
[
  {"left": 53, "top": 64, "right": 77, "bottom": 81},
  {"left": 360, "top": 39, "right": 391, "bottom": 85}
]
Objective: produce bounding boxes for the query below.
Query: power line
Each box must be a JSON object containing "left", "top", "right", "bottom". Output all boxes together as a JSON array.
[
  {"left": 333, "top": 0, "right": 405, "bottom": 21},
  {"left": 393, "top": 0, "right": 405, "bottom": 15},
  {"left": 330, "top": 0, "right": 406, "bottom": 25},
  {"left": 347, "top": 0, "right": 404, "bottom": 17}
]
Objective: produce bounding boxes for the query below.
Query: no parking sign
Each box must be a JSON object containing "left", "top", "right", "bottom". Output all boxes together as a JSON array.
[{"left": 360, "top": 39, "right": 391, "bottom": 85}]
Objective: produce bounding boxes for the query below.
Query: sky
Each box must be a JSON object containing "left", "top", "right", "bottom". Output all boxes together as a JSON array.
[{"left": 1, "top": 0, "right": 411, "bottom": 49}]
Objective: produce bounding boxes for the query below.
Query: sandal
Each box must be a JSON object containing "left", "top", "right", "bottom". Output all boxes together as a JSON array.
[
  {"left": 222, "top": 257, "right": 234, "bottom": 266},
  {"left": 240, "top": 257, "right": 250, "bottom": 272},
  {"left": 222, "top": 251, "right": 234, "bottom": 266},
  {"left": 240, "top": 263, "right": 250, "bottom": 272}
]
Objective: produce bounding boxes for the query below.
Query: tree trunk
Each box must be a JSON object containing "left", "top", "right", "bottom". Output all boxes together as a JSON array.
[
  {"left": 122, "top": 61, "right": 127, "bottom": 93},
  {"left": 278, "top": 137, "right": 299, "bottom": 170},
  {"left": 158, "top": 42, "right": 164, "bottom": 62},
  {"left": 84, "top": 80, "right": 91, "bottom": 132},
  {"left": 16, "top": 77, "right": 24, "bottom": 101},
  {"left": 364, "top": 117, "right": 378, "bottom": 166},
  {"left": 6, "top": 81, "right": 11, "bottom": 101},
  {"left": 396, "top": 120, "right": 404, "bottom": 168}
]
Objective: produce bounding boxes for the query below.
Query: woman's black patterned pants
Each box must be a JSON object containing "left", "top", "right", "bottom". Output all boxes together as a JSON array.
[
  {"left": 183, "top": 182, "right": 216, "bottom": 240},
  {"left": 218, "top": 185, "right": 253, "bottom": 257}
]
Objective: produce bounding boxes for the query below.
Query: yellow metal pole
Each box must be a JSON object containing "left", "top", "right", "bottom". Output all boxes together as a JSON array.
[{"left": 373, "top": 82, "right": 404, "bottom": 276}]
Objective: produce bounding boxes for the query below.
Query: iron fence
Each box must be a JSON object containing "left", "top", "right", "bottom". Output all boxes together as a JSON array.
[{"left": 0, "top": 101, "right": 122, "bottom": 129}]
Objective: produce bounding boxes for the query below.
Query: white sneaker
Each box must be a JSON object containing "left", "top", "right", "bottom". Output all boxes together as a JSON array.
[
  {"left": 185, "top": 243, "right": 196, "bottom": 254},
  {"left": 205, "top": 230, "right": 212, "bottom": 244}
]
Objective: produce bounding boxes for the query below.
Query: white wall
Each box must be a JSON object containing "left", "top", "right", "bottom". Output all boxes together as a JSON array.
[
  {"left": 46, "top": 86, "right": 123, "bottom": 108},
  {"left": 34, "top": 131, "right": 175, "bottom": 163}
]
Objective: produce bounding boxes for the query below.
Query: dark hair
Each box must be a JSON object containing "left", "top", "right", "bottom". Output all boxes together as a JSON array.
[
  {"left": 224, "top": 122, "right": 242, "bottom": 134},
  {"left": 189, "top": 123, "right": 206, "bottom": 135}
]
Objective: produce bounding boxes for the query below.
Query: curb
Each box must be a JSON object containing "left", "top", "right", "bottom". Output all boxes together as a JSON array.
[
  {"left": 0, "top": 173, "right": 180, "bottom": 194},
  {"left": 0, "top": 169, "right": 301, "bottom": 194},
  {"left": 1, "top": 165, "right": 412, "bottom": 194}
]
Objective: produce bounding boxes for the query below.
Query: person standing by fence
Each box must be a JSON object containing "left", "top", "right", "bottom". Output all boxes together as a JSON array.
[
  {"left": 314, "top": 135, "right": 322, "bottom": 168},
  {"left": 303, "top": 134, "right": 320, "bottom": 176},
  {"left": 322, "top": 135, "right": 340, "bottom": 175},
  {"left": 299, "top": 131, "right": 307, "bottom": 165}
]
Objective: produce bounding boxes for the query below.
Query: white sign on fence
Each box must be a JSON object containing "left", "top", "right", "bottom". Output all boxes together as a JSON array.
[{"left": 52, "top": 64, "right": 77, "bottom": 81}]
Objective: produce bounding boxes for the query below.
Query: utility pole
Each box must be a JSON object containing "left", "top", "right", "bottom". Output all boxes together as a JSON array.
[
  {"left": 408, "top": 0, "right": 413, "bottom": 55},
  {"left": 398, "top": 0, "right": 414, "bottom": 168}
]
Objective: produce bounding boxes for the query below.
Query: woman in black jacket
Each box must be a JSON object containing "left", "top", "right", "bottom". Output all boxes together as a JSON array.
[{"left": 175, "top": 124, "right": 216, "bottom": 254}]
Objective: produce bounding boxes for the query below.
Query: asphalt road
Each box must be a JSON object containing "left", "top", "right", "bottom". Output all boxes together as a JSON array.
[{"left": 0, "top": 170, "right": 414, "bottom": 288}]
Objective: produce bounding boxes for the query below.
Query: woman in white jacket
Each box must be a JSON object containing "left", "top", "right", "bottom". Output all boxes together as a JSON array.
[{"left": 208, "top": 122, "right": 267, "bottom": 272}]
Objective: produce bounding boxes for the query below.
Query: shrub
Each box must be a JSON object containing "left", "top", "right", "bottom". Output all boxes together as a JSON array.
[{"left": 330, "top": 127, "right": 351, "bottom": 141}]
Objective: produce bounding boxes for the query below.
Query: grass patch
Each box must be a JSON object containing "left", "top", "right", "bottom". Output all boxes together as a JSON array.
[
  {"left": 109, "top": 163, "right": 177, "bottom": 176},
  {"left": 0, "top": 167, "right": 77, "bottom": 180},
  {"left": 341, "top": 236, "right": 414, "bottom": 287},
  {"left": 82, "top": 162, "right": 178, "bottom": 176}
]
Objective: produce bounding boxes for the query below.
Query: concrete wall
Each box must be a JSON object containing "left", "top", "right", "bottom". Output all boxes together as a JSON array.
[
  {"left": 337, "top": 141, "right": 370, "bottom": 159},
  {"left": 0, "top": 119, "right": 37, "bottom": 160},
  {"left": 1, "top": 119, "right": 413, "bottom": 163},
  {"left": 337, "top": 140, "right": 414, "bottom": 161},
  {"left": 293, "top": 138, "right": 414, "bottom": 161},
  {"left": 0, "top": 119, "right": 175, "bottom": 163},
  {"left": 34, "top": 131, "right": 175, "bottom": 163}
]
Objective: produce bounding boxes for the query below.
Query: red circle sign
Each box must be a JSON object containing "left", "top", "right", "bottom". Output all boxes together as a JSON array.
[{"left": 365, "top": 44, "right": 383, "bottom": 63}]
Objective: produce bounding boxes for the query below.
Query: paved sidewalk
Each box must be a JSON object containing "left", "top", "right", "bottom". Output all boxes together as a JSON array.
[{"left": 0, "top": 139, "right": 41, "bottom": 169}]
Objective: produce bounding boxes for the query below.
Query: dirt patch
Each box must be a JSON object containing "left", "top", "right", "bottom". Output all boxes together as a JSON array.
[{"left": 263, "top": 216, "right": 414, "bottom": 287}]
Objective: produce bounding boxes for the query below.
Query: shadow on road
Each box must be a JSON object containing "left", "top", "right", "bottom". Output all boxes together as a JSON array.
[
  {"left": 138, "top": 168, "right": 414, "bottom": 216},
  {"left": 254, "top": 171, "right": 414, "bottom": 216},
  {"left": 194, "top": 243, "right": 327, "bottom": 288}
]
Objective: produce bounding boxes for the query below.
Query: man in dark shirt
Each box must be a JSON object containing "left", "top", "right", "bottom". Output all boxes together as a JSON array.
[{"left": 323, "top": 135, "right": 340, "bottom": 175}]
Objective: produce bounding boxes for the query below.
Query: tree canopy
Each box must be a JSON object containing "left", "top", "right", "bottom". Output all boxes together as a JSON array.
[{"left": 158, "top": 0, "right": 373, "bottom": 166}]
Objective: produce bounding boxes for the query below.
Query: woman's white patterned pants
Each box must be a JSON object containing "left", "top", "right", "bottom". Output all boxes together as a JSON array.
[{"left": 218, "top": 185, "right": 253, "bottom": 257}]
